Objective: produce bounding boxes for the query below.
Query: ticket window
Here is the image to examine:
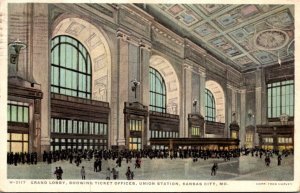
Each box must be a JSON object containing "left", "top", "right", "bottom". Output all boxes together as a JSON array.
[
  {"left": 129, "top": 137, "right": 141, "bottom": 150},
  {"left": 7, "top": 133, "right": 29, "bottom": 153},
  {"left": 245, "top": 132, "right": 254, "bottom": 148},
  {"left": 191, "top": 126, "right": 201, "bottom": 137},
  {"left": 231, "top": 131, "right": 238, "bottom": 139},
  {"left": 262, "top": 145, "right": 273, "bottom": 150}
]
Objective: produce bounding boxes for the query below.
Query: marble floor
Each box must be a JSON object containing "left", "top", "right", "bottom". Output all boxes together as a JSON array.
[{"left": 7, "top": 154, "right": 294, "bottom": 181}]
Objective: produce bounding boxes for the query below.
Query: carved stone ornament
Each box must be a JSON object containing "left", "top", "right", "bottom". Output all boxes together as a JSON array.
[{"left": 254, "top": 29, "right": 289, "bottom": 50}]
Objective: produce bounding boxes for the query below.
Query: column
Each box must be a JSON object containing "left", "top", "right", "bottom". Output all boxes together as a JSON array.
[
  {"left": 127, "top": 37, "right": 140, "bottom": 102},
  {"left": 191, "top": 72, "right": 200, "bottom": 114},
  {"left": 33, "top": 99, "right": 41, "bottom": 155},
  {"left": 199, "top": 71, "right": 206, "bottom": 137},
  {"left": 116, "top": 30, "right": 129, "bottom": 147},
  {"left": 255, "top": 69, "right": 262, "bottom": 146},
  {"left": 139, "top": 41, "right": 151, "bottom": 145},
  {"left": 226, "top": 85, "right": 232, "bottom": 138},
  {"left": 31, "top": 4, "right": 50, "bottom": 153},
  {"left": 240, "top": 89, "right": 246, "bottom": 147},
  {"left": 182, "top": 64, "right": 192, "bottom": 137},
  {"left": 199, "top": 71, "right": 206, "bottom": 116}
]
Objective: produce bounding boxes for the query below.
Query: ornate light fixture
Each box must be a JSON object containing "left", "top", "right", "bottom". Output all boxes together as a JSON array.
[
  {"left": 8, "top": 39, "right": 26, "bottom": 71},
  {"left": 131, "top": 79, "right": 140, "bottom": 99},
  {"left": 192, "top": 99, "right": 197, "bottom": 113},
  {"left": 232, "top": 112, "right": 236, "bottom": 121}
]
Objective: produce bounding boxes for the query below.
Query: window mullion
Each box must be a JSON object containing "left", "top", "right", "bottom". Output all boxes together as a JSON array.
[
  {"left": 76, "top": 41, "right": 80, "bottom": 97},
  {"left": 58, "top": 36, "right": 61, "bottom": 94}
]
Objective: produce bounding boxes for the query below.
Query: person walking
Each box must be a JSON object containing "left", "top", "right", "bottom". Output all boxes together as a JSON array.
[
  {"left": 126, "top": 166, "right": 133, "bottom": 180},
  {"left": 106, "top": 167, "right": 111, "bottom": 180},
  {"left": 94, "top": 159, "right": 98, "bottom": 172},
  {"left": 54, "top": 167, "right": 59, "bottom": 180},
  {"left": 277, "top": 155, "right": 282, "bottom": 166},
  {"left": 58, "top": 166, "right": 63, "bottom": 180},
  {"left": 81, "top": 166, "right": 86, "bottom": 180},
  {"left": 211, "top": 163, "right": 218, "bottom": 176},
  {"left": 112, "top": 167, "right": 118, "bottom": 180},
  {"left": 265, "top": 156, "right": 271, "bottom": 166},
  {"left": 99, "top": 159, "right": 102, "bottom": 172}
]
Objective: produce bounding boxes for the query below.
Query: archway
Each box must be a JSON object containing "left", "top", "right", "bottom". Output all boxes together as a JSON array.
[
  {"left": 205, "top": 80, "right": 225, "bottom": 123},
  {"left": 52, "top": 17, "right": 112, "bottom": 103},
  {"left": 149, "top": 55, "right": 180, "bottom": 115}
]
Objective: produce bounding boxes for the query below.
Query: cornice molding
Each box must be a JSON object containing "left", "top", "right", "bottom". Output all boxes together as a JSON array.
[
  {"left": 151, "top": 24, "right": 184, "bottom": 47},
  {"left": 184, "top": 38, "right": 207, "bottom": 55},
  {"left": 120, "top": 4, "right": 154, "bottom": 24},
  {"left": 184, "top": 59, "right": 206, "bottom": 76}
]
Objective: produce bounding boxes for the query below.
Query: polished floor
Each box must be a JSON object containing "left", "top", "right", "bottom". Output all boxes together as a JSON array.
[{"left": 7, "top": 154, "right": 293, "bottom": 181}]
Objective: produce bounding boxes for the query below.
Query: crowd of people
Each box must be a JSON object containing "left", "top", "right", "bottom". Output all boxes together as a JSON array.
[
  {"left": 7, "top": 147, "right": 293, "bottom": 180},
  {"left": 7, "top": 152, "right": 38, "bottom": 166}
]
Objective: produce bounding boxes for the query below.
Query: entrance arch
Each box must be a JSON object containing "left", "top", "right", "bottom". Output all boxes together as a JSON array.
[
  {"left": 52, "top": 17, "right": 112, "bottom": 103},
  {"left": 150, "top": 55, "right": 180, "bottom": 115}
]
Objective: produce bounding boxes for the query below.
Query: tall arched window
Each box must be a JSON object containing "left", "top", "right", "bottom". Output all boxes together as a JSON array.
[
  {"left": 149, "top": 67, "right": 166, "bottom": 113},
  {"left": 205, "top": 89, "right": 216, "bottom": 121},
  {"left": 51, "top": 35, "right": 92, "bottom": 99}
]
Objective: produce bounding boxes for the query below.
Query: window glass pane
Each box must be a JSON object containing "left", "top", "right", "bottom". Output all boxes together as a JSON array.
[
  {"left": 55, "top": 119, "right": 60, "bottom": 133},
  {"left": 23, "top": 142, "right": 28, "bottom": 153},
  {"left": 95, "top": 123, "right": 99, "bottom": 135},
  {"left": 67, "top": 120, "right": 72, "bottom": 133},
  {"left": 11, "top": 133, "right": 22, "bottom": 141},
  {"left": 7, "top": 104, "right": 11, "bottom": 121},
  {"left": 87, "top": 57, "right": 91, "bottom": 73},
  {"left": 78, "top": 74, "right": 83, "bottom": 91},
  {"left": 11, "top": 105, "right": 17, "bottom": 122},
  {"left": 78, "top": 54, "right": 85, "bottom": 73},
  {"left": 78, "top": 121, "right": 83, "bottom": 133},
  {"left": 89, "top": 122, "right": 94, "bottom": 134},
  {"left": 23, "top": 134, "right": 28, "bottom": 141},
  {"left": 87, "top": 77, "right": 90, "bottom": 92},
  {"left": 65, "top": 44, "right": 73, "bottom": 69},
  {"left": 60, "top": 44, "right": 66, "bottom": 67},
  {"left": 100, "top": 124, "right": 104, "bottom": 135},
  {"left": 82, "top": 75, "right": 86, "bottom": 91},
  {"left": 23, "top": 107, "right": 29, "bottom": 123},
  {"left": 84, "top": 122, "right": 89, "bottom": 134},
  {"left": 72, "top": 120, "right": 77, "bottom": 133},
  {"left": 11, "top": 142, "right": 22, "bottom": 152},
  {"left": 50, "top": 118, "right": 54, "bottom": 133},
  {"left": 53, "top": 67, "right": 59, "bottom": 85},
  {"left": 102, "top": 124, "right": 107, "bottom": 135},
  {"left": 52, "top": 47, "right": 59, "bottom": 65},
  {"left": 60, "top": 119, "right": 65, "bottom": 133},
  {"left": 65, "top": 70, "right": 72, "bottom": 88}
]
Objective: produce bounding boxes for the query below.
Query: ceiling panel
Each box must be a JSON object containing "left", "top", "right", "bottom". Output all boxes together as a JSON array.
[{"left": 144, "top": 4, "right": 294, "bottom": 72}]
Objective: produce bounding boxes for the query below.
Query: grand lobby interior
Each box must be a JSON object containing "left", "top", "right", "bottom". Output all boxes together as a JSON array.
[{"left": 4, "top": 3, "right": 295, "bottom": 161}]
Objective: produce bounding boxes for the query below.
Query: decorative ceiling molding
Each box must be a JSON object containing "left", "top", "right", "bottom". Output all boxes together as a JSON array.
[
  {"left": 144, "top": 4, "right": 294, "bottom": 72},
  {"left": 254, "top": 29, "right": 289, "bottom": 51}
]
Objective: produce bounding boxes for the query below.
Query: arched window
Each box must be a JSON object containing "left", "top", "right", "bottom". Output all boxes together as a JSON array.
[
  {"left": 149, "top": 67, "right": 166, "bottom": 113},
  {"left": 51, "top": 35, "right": 92, "bottom": 99},
  {"left": 205, "top": 89, "right": 216, "bottom": 121}
]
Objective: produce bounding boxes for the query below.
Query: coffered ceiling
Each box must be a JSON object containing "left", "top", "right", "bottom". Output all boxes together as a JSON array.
[{"left": 142, "top": 4, "right": 294, "bottom": 72}]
